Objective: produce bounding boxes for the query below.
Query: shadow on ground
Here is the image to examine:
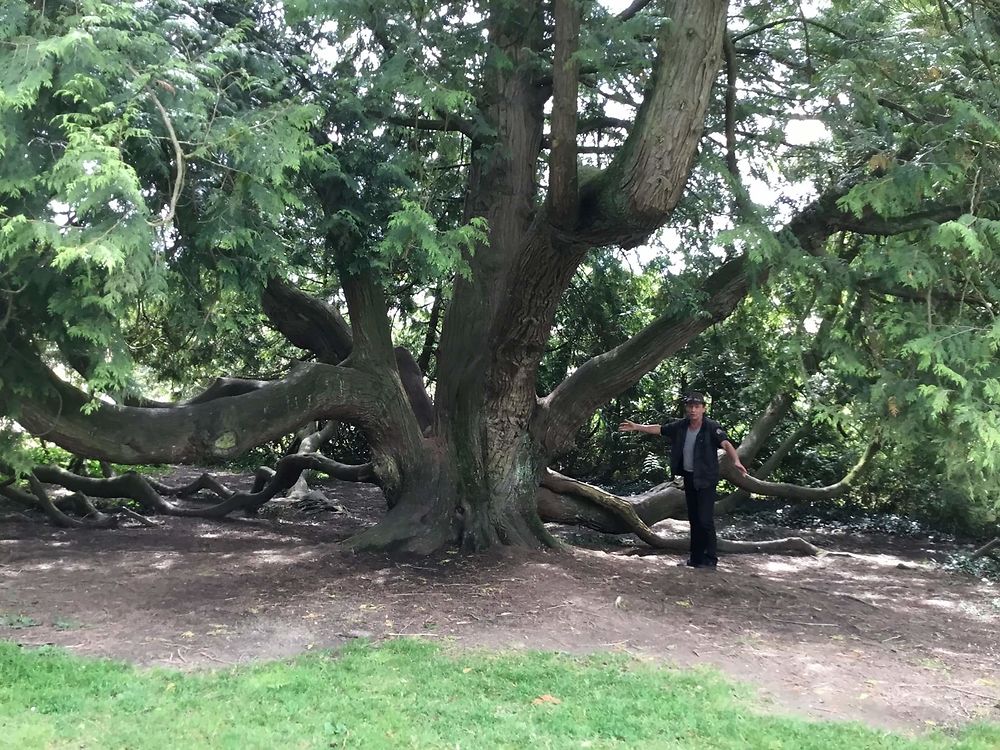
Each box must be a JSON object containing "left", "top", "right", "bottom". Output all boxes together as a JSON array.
[{"left": 1, "top": 472, "right": 998, "bottom": 733}]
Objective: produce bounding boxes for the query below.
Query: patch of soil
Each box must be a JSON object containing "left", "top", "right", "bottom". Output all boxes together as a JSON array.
[{"left": 2, "top": 470, "right": 998, "bottom": 733}]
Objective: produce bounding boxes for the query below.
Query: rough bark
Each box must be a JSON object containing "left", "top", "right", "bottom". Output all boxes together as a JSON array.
[
  {"left": 430, "top": 0, "right": 555, "bottom": 551},
  {"left": 261, "top": 277, "right": 353, "bottom": 364},
  {"left": 394, "top": 347, "right": 434, "bottom": 434},
  {"left": 421, "top": 1, "right": 734, "bottom": 552},
  {"left": 342, "top": 441, "right": 462, "bottom": 554},
  {"left": 572, "top": 0, "right": 728, "bottom": 247},
  {"left": 417, "top": 283, "right": 444, "bottom": 376},
  {"left": 17, "top": 358, "right": 391, "bottom": 464},
  {"left": 148, "top": 472, "right": 236, "bottom": 500},
  {"left": 550, "top": 0, "right": 581, "bottom": 227}
]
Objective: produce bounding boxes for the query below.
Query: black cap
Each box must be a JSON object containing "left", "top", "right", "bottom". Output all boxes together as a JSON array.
[{"left": 682, "top": 392, "right": 706, "bottom": 404}]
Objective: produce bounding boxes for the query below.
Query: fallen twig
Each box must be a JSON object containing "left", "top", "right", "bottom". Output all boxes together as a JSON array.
[
  {"left": 898, "top": 683, "right": 997, "bottom": 701},
  {"left": 110, "top": 506, "right": 158, "bottom": 527},
  {"left": 971, "top": 536, "right": 999, "bottom": 560},
  {"left": 762, "top": 613, "right": 838, "bottom": 627}
]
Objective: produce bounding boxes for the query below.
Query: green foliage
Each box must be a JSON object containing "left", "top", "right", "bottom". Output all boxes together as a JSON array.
[
  {"left": 0, "top": 430, "right": 166, "bottom": 480},
  {"left": 376, "top": 200, "right": 486, "bottom": 281},
  {"left": 0, "top": 613, "right": 40, "bottom": 629},
  {"left": 1, "top": 639, "right": 998, "bottom": 748},
  {"left": 0, "top": 0, "right": 326, "bottom": 409},
  {"left": 0, "top": 427, "right": 37, "bottom": 477},
  {"left": 540, "top": 249, "right": 671, "bottom": 479}
]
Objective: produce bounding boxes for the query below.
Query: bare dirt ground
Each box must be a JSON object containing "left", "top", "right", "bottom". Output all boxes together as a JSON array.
[{"left": 2, "top": 469, "right": 998, "bottom": 734}]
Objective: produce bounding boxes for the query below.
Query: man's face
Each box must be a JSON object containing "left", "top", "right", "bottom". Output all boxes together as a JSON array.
[{"left": 685, "top": 402, "right": 706, "bottom": 420}]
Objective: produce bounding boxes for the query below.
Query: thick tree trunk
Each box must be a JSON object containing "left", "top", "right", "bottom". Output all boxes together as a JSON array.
[
  {"left": 344, "top": 440, "right": 460, "bottom": 554},
  {"left": 345, "top": 432, "right": 555, "bottom": 553},
  {"left": 422, "top": 1, "right": 732, "bottom": 552}
]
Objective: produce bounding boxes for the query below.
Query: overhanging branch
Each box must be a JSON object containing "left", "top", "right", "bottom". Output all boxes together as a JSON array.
[
  {"left": 730, "top": 16, "right": 851, "bottom": 43},
  {"left": 720, "top": 437, "right": 880, "bottom": 500},
  {"left": 16, "top": 354, "right": 392, "bottom": 465},
  {"left": 536, "top": 177, "right": 967, "bottom": 455},
  {"left": 261, "top": 277, "right": 353, "bottom": 363},
  {"left": 616, "top": 0, "right": 656, "bottom": 22},
  {"left": 385, "top": 114, "right": 476, "bottom": 139},
  {"left": 537, "top": 253, "right": 755, "bottom": 454}
]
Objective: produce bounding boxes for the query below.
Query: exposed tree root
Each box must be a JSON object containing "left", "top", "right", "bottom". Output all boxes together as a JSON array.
[
  {"left": 9, "top": 455, "right": 826, "bottom": 557},
  {"left": 5, "top": 415, "right": 862, "bottom": 558},
  {"left": 32, "top": 466, "right": 251, "bottom": 518},
  {"left": 971, "top": 536, "right": 999, "bottom": 560},
  {"left": 1, "top": 477, "right": 120, "bottom": 528},
  {"left": 539, "top": 470, "right": 823, "bottom": 556},
  {"left": 615, "top": 537, "right": 824, "bottom": 556},
  {"left": 26, "top": 477, "right": 117, "bottom": 529},
  {"left": 344, "top": 494, "right": 456, "bottom": 555},
  {"left": 147, "top": 472, "right": 237, "bottom": 500},
  {"left": 540, "top": 470, "right": 683, "bottom": 550},
  {"left": 539, "top": 473, "right": 684, "bottom": 531},
  {"left": 2, "top": 419, "right": 379, "bottom": 528}
]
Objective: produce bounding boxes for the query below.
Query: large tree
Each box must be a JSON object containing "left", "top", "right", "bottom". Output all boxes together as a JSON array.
[{"left": 2, "top": 0, "right": 999, "bottom": 551}]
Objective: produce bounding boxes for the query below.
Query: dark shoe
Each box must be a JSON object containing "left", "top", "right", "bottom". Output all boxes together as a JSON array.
[{"left": 678, "top": 559, "right": 702, "bottom": 567}]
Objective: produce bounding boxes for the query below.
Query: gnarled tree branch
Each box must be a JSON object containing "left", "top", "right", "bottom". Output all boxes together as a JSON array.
[
  {"left": 16, "top": 352, "right": 396, "bottom": 465},
  {"left": 537, "top": 471, "right": 822, "bottom": 555},
  {"left": 721, "top": 437, "right": 880, "bottom": 501},
  {"left": 537, "top": 253, "right": 755, "bottom": 455},
  {"left": 535, "top": 177, "right": 970, "bottom": 457},
  {"left": 570, "top": 0, "right": 728, "bottom": 248},
  {"left": 261, "top": 277, "right": 353, "bottom": 363}
]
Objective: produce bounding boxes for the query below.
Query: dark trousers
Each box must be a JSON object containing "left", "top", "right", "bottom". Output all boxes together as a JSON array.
[{"left": 682, "top": 471, "right": 718, "bottom": 565}]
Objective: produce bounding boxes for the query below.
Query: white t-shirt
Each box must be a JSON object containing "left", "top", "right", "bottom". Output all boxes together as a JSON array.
[{"left": 683, "top": 426, "right": 699, "bottom": 472}]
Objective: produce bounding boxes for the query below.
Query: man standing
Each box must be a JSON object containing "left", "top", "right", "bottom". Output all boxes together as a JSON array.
[{"left": 619, "top": 392, "right": 747, "bottom": 568}]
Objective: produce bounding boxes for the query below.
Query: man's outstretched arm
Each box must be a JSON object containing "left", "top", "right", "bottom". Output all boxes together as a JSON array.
[
  {"left": 721, "top": 440, "right": 748, "bottom": 475},
  {"left": 618, "top": 420, "right": 662, "bottom": 435}
]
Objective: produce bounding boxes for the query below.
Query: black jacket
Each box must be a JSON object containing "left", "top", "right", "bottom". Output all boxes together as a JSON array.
[{"left": 660, "top": 417, "right": 731, "bottom": 489}]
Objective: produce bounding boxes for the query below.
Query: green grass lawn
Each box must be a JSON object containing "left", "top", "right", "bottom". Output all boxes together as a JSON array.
[{"left": 1, "top": 639, "right": 997, "bottom": 749}]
